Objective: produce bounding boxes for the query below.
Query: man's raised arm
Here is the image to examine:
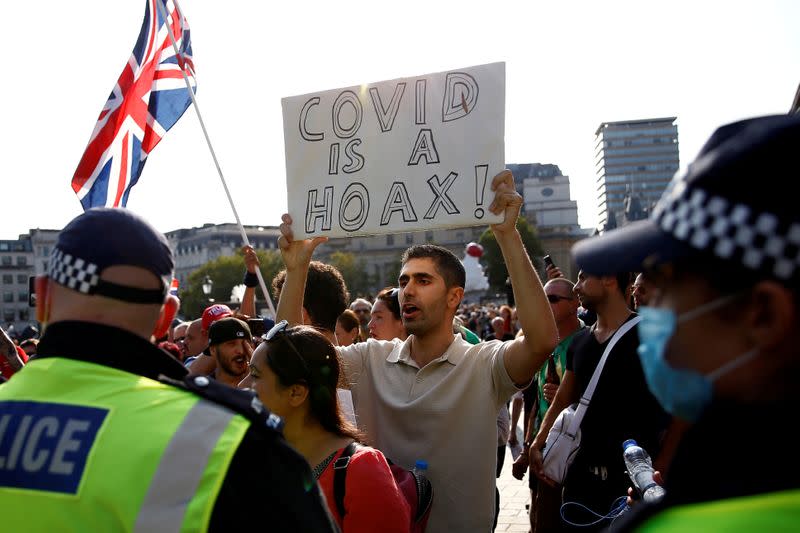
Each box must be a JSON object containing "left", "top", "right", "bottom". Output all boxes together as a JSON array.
[
  {"left": 240, "top": 245, "right": 259, "bottom": 318},
  {"left": 489, "top": 170, "right": 558, "bottom": 385},
  {"left": 275, "top": 214, "right": 328, "bottom": 325}
]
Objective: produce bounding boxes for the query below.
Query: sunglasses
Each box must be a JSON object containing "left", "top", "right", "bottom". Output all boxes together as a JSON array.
[
  {"left": 546, "top": 294, "right": 574, "bottom": 303},
  {"left": 264, "top": 320, "right": 309, "bottom": 377}
]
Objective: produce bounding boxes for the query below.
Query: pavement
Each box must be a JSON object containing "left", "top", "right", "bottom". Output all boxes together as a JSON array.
[{"left": 496, "top": 445, "right": 533, "bottom": 532}]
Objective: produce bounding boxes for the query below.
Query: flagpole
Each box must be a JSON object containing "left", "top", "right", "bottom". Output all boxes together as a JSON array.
[{"left": 155, "top": 0, "right": 277, "bottom": 318}]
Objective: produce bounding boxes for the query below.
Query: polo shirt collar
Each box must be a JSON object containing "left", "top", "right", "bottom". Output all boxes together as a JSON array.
[{"left": 387, "top": 334, "right": 468, "bottom": 366}]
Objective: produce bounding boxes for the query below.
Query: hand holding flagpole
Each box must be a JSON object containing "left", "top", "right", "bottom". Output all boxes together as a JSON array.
[{"left": 156, "top": 0, "right": 276, "bottom": 317}]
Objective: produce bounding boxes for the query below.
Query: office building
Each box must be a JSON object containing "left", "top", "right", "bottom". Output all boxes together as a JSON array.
[
  {"left": 595, "top": 117, "right": 679, "bottom": 228},
  {"left": 0, "top": 237, "right": 34, "bottom": 331},
  {"left": 507, "top": 163, "right": 588, "bottom": 280},
  {"left": 166, "top": 224, "right": 281, "bottom": 285},
  {"left": 510, "top": 163, "right": 580, "bottom": 229}
]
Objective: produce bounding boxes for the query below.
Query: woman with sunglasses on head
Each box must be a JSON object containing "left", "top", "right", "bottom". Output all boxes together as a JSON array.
[
  {"left": 367, "top": 287, "right": 407, "bottom": 341},
  {"left": 241, "top": 322, "right": 411, "bottom": 533}
]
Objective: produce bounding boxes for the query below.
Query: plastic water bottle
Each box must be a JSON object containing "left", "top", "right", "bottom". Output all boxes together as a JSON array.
[
  {"left": 622, "top": 439, "right": 666, "bottom": 503},
  {"left": 412, "top": 460, "right": 428, "bottom": 480}
]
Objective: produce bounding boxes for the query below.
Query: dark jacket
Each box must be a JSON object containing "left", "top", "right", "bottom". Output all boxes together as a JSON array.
[{"left": 609, "top": 399, "right": 800, "bottom": 531}]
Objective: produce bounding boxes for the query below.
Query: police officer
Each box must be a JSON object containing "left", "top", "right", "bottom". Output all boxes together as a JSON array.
[
  {"left": 573, "top": 114, "right": 800, "bottom": 531},
  {"left": 0, "top": 208, "right": 336, "bottom": 532}
]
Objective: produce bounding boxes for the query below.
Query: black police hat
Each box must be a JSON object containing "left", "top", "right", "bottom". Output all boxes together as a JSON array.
[
  {"left": 573, "top": 114, "right": 800, "bottom": 285},
  {"left": 49, "top": 208, "right": 174, "bottom": 303}
]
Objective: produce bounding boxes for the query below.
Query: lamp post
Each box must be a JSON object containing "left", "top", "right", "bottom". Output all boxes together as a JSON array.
[{"left": 202, "top": 275, "right": 214, "bottom": 303}]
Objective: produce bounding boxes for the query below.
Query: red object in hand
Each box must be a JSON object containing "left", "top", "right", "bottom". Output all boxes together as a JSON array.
[
  {"left": 0, "top": 346, "right": 29, "bottom": 379},
  {"left": 466, "top": 242, "right": 484, "bottom": 258}
]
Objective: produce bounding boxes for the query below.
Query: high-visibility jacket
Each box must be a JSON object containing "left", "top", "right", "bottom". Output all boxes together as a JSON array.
[
  {"left": 637, "top": 489, "right": 800, "bottom": 532},
  {"left": 0, "top": 357, "right": 252, "bottom": 532}
]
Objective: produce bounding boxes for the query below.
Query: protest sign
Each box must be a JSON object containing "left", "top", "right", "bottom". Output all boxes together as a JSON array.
[{"left": 281, "top": 62, "right": 505, "bottom": 239}]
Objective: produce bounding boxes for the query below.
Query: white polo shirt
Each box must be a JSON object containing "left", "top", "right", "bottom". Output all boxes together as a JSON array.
[{"left": 338, "top": 334, "right": 521, "bottom": 532}]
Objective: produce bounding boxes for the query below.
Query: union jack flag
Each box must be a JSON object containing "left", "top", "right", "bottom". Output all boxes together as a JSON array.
[
  {"left": 170, "top": 278, "right": 180, "bottom": 297},
  {"left": 71, "top": 0, "right": 196, "bottom": 210}
]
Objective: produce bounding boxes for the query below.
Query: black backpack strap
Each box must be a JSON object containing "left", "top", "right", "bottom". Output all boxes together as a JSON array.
[{"left": 333, "top": 441, "right": 360, "bottom": 518}]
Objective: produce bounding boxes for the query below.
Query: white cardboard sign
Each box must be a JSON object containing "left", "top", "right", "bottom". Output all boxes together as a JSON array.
[{"left": 281, "top": 62, "right": 505, "bottom": 239}]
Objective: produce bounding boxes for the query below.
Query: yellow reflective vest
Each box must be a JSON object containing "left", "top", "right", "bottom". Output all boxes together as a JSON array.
[
  {"left": 0, "top": 357, "right": 251, "bottom": 532},
  {"left": 637, "top": 489, "right": 800, "bottom": 532}
]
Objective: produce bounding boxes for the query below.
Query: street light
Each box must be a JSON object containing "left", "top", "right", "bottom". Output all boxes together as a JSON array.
[{"left": 202, "top": 275, "right": 214, "bottom": 303}]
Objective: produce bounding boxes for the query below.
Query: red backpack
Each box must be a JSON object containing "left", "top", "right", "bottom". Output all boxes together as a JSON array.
[{"left": 333, "top": 442, "right": 433, "bottom": 532}]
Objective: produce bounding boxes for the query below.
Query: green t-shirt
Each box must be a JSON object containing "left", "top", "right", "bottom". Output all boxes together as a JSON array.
[
  {"left": 534, "top": 323, "right": 585, "bottom": 429},
  {"left": 460, "top": 325, "right": 482, "bottom": 345}
]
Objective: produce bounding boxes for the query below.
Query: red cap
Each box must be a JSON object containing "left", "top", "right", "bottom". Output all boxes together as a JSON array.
[{"left": 201, "top": 304, "right": 232, "bottom": 332}]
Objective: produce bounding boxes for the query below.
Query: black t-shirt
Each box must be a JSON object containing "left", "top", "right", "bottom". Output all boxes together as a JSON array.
[{"left": 566, "top": 315, "right": 669, "bottom": 469}]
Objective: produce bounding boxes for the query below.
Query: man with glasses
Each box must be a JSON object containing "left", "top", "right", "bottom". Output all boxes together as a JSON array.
[
  {"left": 576, "top": 114, "right": 800, "bottom": 532},
  {"left": 631, "top": 272, "right": 654, "bottom": 311},
  {"left": 276, "top": 170, "right": 558, "bottom": 531},
  {"left": 172, "top": 320, "right": 189, "bottom": 360},
  {"left": 350, "top": 297, "right": 372, "bottom": 340},
  {"left": 529, "top": 269, "right": 669, "bottom": 531}
]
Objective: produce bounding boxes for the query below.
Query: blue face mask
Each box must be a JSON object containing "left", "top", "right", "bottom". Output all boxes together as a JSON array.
[{"left": 637, "top": 296, "right": 758, "bottom": 422}]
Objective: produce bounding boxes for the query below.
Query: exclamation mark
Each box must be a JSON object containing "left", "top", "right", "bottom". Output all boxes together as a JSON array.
[{"left": 474, "top": 164, "right": 488, "bottom": 218}]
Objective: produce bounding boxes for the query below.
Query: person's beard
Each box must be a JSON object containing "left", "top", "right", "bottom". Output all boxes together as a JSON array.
[
  {"left": 218, "top": 353, "right": 246, "bottom": 378},
  {"left": 578, "top": 294, "right": 598, "bottom": 313}
]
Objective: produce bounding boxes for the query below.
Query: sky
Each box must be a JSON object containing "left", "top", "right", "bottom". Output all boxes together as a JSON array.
[{"left": 2, "top": 0, "right": 798, "bottom": 240}]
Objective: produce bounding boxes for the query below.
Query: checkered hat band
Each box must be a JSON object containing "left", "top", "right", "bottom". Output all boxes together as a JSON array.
[
  {"left": 655, "top": 187, "right": 800, "bottom": 280},
  {"left": 48, "top": 247, "right": 100, "bottom": 295},
  {"left": 48, "top": 247, "right": 167, "bottom": 303}
]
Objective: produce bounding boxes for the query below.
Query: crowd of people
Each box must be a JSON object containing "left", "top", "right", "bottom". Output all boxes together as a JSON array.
[{"left": 2, "top": 114, "right": 800, "bottom": 531}]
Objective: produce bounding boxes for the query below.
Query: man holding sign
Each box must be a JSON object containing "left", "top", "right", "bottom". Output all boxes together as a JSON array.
[{"left": 275, "top": 169, "right": 558, "bottom": 531}]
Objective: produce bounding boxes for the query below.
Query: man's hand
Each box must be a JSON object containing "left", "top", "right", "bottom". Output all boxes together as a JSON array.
[
  {"left": 626, "top": 471, "right": 664, "bottom": 506},
  {"left": 242, "top": 245, "right": 260, "bottom": 273},
  {"left": 490, "top": 167, "right": 558, "bottom": 384},
  {"left": 511, "top": 449, "right": 529, "bottom": 480},
  {"left": 488, "top": 170, "right": 523, "bottom": 236},
  {"left": 278, "top": 214, "right": 328, "bottom": 271},
  {"left": 545, "top": 264, "right": 565, "bottom": 280},
  {"left": 529, "top": 444, "right": 558, "bottom": 488},
  {"left": 543, "top": 383, "right": 559, "bottom": 403},
  {"left": 275, "top": 214, "right": 326, "bottom": 325}
]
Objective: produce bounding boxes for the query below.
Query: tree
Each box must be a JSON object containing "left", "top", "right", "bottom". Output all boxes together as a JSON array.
[
  {"left": 328, "top": 251, "right": 373, "bottom": 298},
  {"left": 180, "top": 248, "right": 283, "bottom": 319},
  {"left": 382, "top": 259, "right": 403, "bottom": 292},
  {"left": 478, "top": 217, "right": 545, "bottom": 291}
]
